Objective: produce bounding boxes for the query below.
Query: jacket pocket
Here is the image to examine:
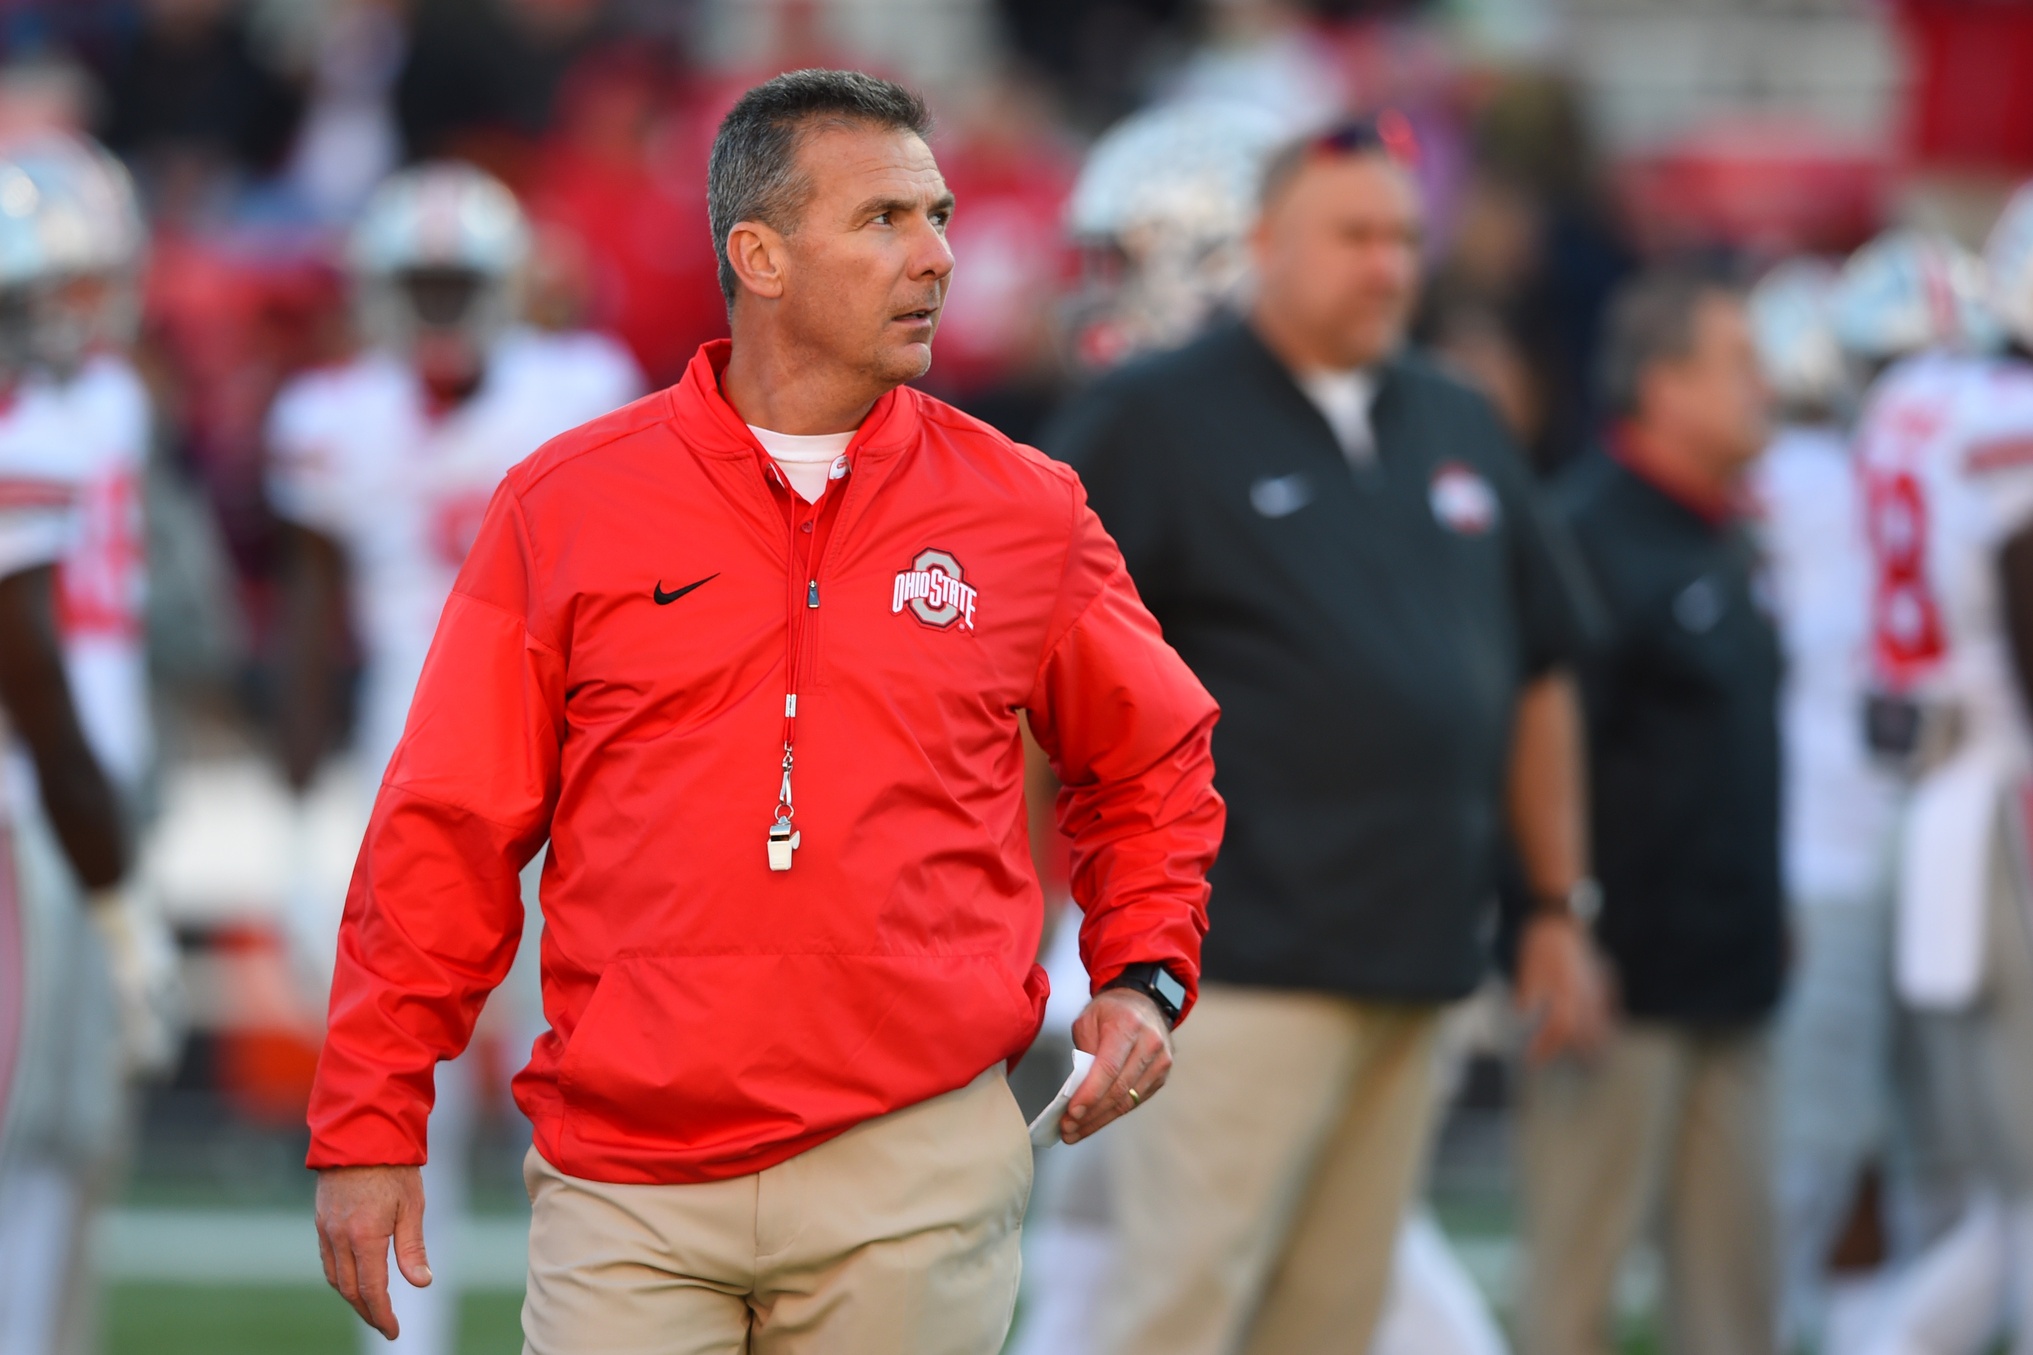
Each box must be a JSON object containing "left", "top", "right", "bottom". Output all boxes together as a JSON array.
[{"left": 553, "top": 952, "right": 1044, "bottom": 1173}]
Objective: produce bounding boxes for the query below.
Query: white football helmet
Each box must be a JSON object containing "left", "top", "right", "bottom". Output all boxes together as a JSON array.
[
  {"left": 349, "top": 161, "right": 530, "bottom": 356},
  {"left": 0, "top": 157, "right": 53, "bottom": 376},
  {"left": 0, "top": 130, "right": 146, "bottom": 376},
  {"left": 0, "top": 160, "right": 48, "bottom": 279},
  {"left": 1064, "top": 100, "right": 1286, "bottom": 367},
  {"left": 1748, "top": 257, "right": 1850, "bottom": 414},
  {"left": 1830, "top": 228, "right": 1998, "bottom": 362},
  {"left": 1984, "top": 180, "right": 2033, "bottom": 352}
]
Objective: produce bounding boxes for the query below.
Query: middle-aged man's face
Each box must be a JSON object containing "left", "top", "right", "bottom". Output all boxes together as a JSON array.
[
  {"left": 1252, "top": 152, "right": 1423, "bottom": 370},
  {"left": 766, "top": 121, "right": 956, "bottom": 385},
  {"left": 1643, "top": 292, "right": 1772, "bottom": 476}
]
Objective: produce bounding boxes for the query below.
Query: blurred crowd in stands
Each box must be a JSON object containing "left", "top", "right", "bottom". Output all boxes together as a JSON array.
[
  {"left": 0, "top": 0, "right": 1955, "bottom": 734},
  {"left": 0, "top": 0, "right": 1662, "bottom": 733}
]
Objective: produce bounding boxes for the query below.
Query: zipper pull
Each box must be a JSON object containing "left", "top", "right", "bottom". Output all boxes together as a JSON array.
[{"left": 807, "top": 579, "right": 820, "bottom": 608}]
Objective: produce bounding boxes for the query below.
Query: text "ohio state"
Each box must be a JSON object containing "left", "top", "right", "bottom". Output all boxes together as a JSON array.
[{"left": 892, "top": 565, "right": 977, "bottom": 629}]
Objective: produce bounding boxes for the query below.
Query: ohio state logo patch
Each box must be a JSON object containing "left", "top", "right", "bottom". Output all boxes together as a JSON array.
[
  {"left": 1428, "top": 461, "right": 1500, "bottom": 535},
  {"left": 892, "top": 548, "right": 977, "bottom": 630}
]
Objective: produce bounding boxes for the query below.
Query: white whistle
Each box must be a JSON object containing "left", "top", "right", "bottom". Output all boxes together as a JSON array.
[{"left": 768, "top": 817, "right": 801, "bottom": 871}]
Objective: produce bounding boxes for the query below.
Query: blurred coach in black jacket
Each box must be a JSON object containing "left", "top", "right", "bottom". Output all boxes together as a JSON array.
[
  {"left": 1049, "top": 118, "right": 1609, "bottom": 1355},
  {"left": 1517, "top": 270, "right": 1783, "bottom": 1355}
]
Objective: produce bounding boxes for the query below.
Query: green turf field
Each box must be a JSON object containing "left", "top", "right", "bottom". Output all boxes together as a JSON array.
[
  {"left": 102, "top": 1282, "right": 1666, "bottom": 1355},
  {"left": 103, "top": 1284, "right": 525, "bottom": 1355}
]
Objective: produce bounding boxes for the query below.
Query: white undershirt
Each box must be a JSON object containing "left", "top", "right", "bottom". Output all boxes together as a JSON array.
[
  {"left": 1295, "top": 368, "right": 1378, "bottom": 464},
  {"left": 749, "top": 425, "right": 854, "bottom": 503}
]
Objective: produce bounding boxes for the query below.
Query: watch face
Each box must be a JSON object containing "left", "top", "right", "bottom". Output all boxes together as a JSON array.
[{"left": 1154, "top": 968, "right": 1187, "bottom": 1009}]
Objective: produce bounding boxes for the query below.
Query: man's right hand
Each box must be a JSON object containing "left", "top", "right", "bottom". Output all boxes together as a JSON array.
[
  {"left": 315, "top": 1165, "right": 430, "bottom": 1340},
  {"left": 1514, "top": 912, "right": 1611, "bottom": 1064}
]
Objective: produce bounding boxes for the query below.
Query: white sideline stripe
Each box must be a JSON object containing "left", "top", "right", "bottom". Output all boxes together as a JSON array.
[
  {"left": 94, "top": 1211, "right": 1657, "bottom": 1314},
  {"left": 94, "top": 1209, "right": 531, "bottom": 1288}
]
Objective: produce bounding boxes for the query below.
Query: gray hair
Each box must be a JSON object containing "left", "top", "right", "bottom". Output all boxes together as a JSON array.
[
  {"left": 1597, "top": 268, "right": 1743, "bottom": 419},
  {"left": 707, "top": 69, "right": 933, "bottom": 305}
]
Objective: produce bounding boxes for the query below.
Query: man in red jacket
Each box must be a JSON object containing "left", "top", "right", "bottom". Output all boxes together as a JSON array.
[{"left": 308, "top": 69, "right": 1223, "bottom": 1354}]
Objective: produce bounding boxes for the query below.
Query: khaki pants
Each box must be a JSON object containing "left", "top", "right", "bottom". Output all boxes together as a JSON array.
[
  {"left": 1099, "top": 984, "right": 1444, "bottom": 1355},
  {"left": 1517, "top": 1023, "right": 1776, "bottom": 1355},
  {"left": 520, "top": 1066, "right": 1031, "bottom": 1355}
]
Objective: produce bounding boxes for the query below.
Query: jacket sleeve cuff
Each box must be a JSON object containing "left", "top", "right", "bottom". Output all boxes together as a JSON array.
[
  {"left": 305, "top": 1117, "right": 429, "bottom": 1170},
  {"left": 305, "top": 1038, "right": 436, "bottom": 1170}
]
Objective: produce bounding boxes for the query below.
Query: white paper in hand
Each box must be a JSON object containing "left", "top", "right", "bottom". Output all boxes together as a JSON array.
[{"left": 1028, "top": 1048, "right": 1097, "bottom": 1149}]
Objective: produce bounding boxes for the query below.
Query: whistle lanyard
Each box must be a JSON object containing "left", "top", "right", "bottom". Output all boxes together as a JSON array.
[{"left": 761, "top": 453, "right": 849, "bottom": 870}]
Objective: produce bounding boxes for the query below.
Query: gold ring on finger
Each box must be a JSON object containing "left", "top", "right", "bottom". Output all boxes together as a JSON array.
[{"left": 1127, "top": 1086, "right": 1141, "bottom": 1107}]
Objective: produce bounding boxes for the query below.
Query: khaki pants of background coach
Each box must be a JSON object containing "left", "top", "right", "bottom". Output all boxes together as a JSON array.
[
  {"left": 519, "top": 1066, "right": 1031, "bottom": 1355},
  {"left": 1517, "top": 1023, "right": 1776, "bottom": 1355},
  {"left": 1098, "top": 984, "right": 1445, "bottom": 1355}
]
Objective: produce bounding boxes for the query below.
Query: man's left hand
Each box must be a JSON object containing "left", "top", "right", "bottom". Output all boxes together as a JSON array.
[
  {"left": 87, "top": 883, "right": 188, "bottom": 1078},
  {"left": 1061, "top": 987, "right": 1173, "bottom": 1144}
]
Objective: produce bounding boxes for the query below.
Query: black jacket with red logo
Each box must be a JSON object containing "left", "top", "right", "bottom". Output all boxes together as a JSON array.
[{"left": 1048, "top": 321, "right": 1596, "bottom": 1001}]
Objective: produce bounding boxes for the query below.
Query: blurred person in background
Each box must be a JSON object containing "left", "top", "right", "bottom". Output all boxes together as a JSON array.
[
  {"left": 916, "top": 67, "right": 1079, "bottom": 447},
  {"left": 0, "top": 58, "right": 100, "bottom": 145},
  {"left": 0, "top": 135, "right": 183, "bottom": 1355},
  {"left": 1825, "top": 227, "right": 1999, "bottom": 1296},
  {"left": 1059, "top": 99, "right": 1283, "bottom": 373},
  {"left": 1839, "top": 187, "right": 2033, "bottom": 1355},
  {"left": 1743, "top": 258, "right": 1901, "bottom": 1353},
  {"left": 396, "top": 0, "right": 613, "bottom": 169},
  {"left": 521, "top": 39, "right": 727, "bottom": 388},
  {"left": 1521, "top": 269, "right": 1781, "bottom": 1355},
  {"left": 282, "top": 0, "right": 408, "bottom": 225},
  {"left": 265, "top": 160, "right": 641, "bottom": 1355},
  {"left": 1423, "top": 297, "right": 1542, "bottom": 463},
  {"left": 1812, "top": 224, "right": 2004, "bottom": 1352},
  {"left": 1830, "top": 229, "right": 1997, "bottom": 396},
  {"left": 992, "top": 0, "right": 1197, "bottom": 134},
  {"left": 100, "top": 0, "right": 306, "bottom": 222},
  {"left": 1421, "top": 73, "right": 1634, "bottom": 477},
  {"left": 1050, "top": 115, "right": 1607, "bottom": 1355},
  {"left": 1029, "top": 94, "right": 1518, "bottom": 1355},
  {"left": 1158, "top": 0, "right": 1347, "bottom": 137}
]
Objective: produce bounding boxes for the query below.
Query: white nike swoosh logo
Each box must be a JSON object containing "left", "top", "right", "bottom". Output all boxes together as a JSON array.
[{"left": 1250, "top": 473, "right": 1313, "bottom": 518}]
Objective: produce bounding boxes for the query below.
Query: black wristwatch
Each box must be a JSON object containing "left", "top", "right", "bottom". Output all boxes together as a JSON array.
[{"left": 1102, "top": 962, "right": 1187, "bottom": 1028}]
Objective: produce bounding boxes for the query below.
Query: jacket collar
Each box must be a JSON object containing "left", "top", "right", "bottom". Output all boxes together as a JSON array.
[
  {"left": 670, "top": 339, "right": 922, "bottom": 463},
  {"left": 1231, "top": 320, "right": 1407, "bottom": 471},
  {"left": 1231, "top": 316, "right": 1409, "bottom": 380},
  {"left": 1603, "top": 423, "right": 1738, "bottom": 531}
]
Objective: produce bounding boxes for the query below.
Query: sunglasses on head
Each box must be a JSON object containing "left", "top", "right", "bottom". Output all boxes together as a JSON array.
[{"left": 1307, "top": 109, "right": 1420, "bottom": 168}]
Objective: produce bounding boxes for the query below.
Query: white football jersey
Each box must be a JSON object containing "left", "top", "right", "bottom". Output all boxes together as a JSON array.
[
  {"left": 265, "top": 328, "right": 644, "bottom": 782},
  {"left": 0, "top": 386, "right": 74, "bottom": 584},
  {"left": 0, "top": 355, "right": 151, "bottom": 808},
  {"left": 1750, "top": 423, "right": 1898, "bottom": 907},
  {"left": 51, "top": 356, "right": 152, "bottom": 793},
  {"left": 1853, "top": 349, "right": 2033, "bottom": 1006},
  {"left": 1854, "top": 350, "right": 2033, "bottom": 759},
  {"left": 0, "top": 381, "right": 75, "bottom": 832}
]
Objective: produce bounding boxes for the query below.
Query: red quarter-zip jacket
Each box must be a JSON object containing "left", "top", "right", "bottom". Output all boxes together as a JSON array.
[{"left": 305, "top": 341, "right": 1223, "bottom": 1184}]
